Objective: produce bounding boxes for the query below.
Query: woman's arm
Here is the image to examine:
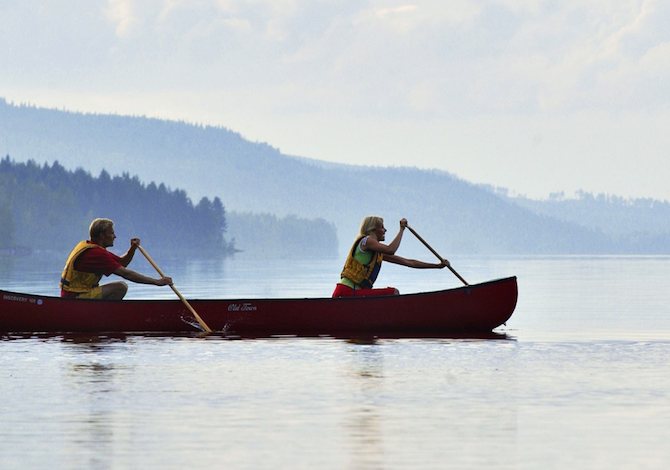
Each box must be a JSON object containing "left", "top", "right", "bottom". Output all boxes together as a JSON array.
[
  {"left": 383, "top": 254, "right": 450, "bottom": 269},
  {"left": 363, "top": 218, "right": 408, "bottom": 255}
]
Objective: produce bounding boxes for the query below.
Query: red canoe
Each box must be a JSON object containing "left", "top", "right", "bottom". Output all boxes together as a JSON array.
[{"left": 0, "top": 277, "right": 517, "bottom": 337}]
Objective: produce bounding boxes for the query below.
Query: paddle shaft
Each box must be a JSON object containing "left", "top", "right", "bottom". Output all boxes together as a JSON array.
[
  {"left": 137, "top": 245, "right": 212, "bottom": 333},
  {"left": 405, "top": 225, "right": 469, "bottom": 286}
]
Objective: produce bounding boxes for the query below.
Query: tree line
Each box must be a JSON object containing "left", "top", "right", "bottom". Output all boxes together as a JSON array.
[
  {"left": 0, "top": 156, "right": 234, "bottom": 256},
  {"left": 227, "top": 211, "right": 338, "bottom": 258}
]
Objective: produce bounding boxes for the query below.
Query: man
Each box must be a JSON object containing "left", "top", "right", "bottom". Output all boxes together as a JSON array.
[{"left": 60, "top": 218, "right": 172, "bottom": 299}]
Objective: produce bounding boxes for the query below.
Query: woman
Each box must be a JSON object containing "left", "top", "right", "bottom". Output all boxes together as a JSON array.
[{"left": 332, "top": 216, "right": 449, "bottom": 297}]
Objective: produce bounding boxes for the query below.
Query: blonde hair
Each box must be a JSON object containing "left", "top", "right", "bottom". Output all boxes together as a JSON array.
[
  {"left": 357, "top": 216, "right": 383, "bottom": 240},
  {"left": 89, "top": 218, "right": 114, "bottom": 240}
]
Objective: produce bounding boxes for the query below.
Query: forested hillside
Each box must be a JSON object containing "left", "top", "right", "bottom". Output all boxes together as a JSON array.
[
  {"left": 3, "top": 98, "right": 670, "bottom": 255},
  {"left": 227, "top": 212, "right": 338, "bottom": 258},
  {"left": 0, "top": 157, "right": 339, "bottom": 258},
  {"left": 0, "top": 157, "right": 232, "bottom": 255}
]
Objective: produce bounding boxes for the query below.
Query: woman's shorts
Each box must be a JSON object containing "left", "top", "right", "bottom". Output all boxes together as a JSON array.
[{"left": 332, "top": 283, "right": 398, "bottom": 298}]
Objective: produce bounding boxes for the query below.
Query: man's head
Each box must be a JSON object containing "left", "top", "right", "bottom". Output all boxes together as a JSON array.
[{"left": 89, "top": 218, "right": 116, "bottom": 247}]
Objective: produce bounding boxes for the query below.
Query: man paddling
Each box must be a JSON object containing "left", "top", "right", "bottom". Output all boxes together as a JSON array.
[{"left": 60, "top": 218, "right": 172, "bottom": 299}]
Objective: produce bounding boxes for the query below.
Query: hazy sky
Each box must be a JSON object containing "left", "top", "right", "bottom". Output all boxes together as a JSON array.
[{"left": 2, "top": 0, "right": 669, "bottom": 200}]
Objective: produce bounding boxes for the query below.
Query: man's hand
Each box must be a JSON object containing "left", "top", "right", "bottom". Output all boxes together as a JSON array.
[
  {"left": 156, "top": 277, "right": 173, "bottom": 286},
  {"left": 130, "top": 238, "right": 141, "bottom": 249}
]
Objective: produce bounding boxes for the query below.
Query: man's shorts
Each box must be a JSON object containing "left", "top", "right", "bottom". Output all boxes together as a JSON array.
[{"left": 76, "top": 286, "right": 103, "bottom": 299}]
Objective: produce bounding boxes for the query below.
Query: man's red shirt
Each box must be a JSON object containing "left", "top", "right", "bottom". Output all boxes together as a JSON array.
[
  {"left": 74, "top": 245, "right": 122, "bottom": 275},
  {"left": 61, "top": 244, "right": 122, "bottom": 297}
]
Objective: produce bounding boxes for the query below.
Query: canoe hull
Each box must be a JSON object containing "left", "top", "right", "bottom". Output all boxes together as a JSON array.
[{"left": 0, "top": 277, "right": 517, "bottom": 337}]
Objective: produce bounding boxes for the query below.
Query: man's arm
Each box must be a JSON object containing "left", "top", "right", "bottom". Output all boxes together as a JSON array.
[
  {"left": 118, "top": 238, "right": 140, "bottom": 267},
  {"left": 113, "top": 266, "right": 172, "bottom": 286}
]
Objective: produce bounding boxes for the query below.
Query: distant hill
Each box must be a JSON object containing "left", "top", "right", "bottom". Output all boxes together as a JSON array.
[
  {"left": 496, "top": 189, "right": 670, "bottom": 253},
  {"left": 2, "top": 98, "right": 670, "bottom": 255},
  {"left": 0, "top": 157, "right": 338, "bottom": 259}
]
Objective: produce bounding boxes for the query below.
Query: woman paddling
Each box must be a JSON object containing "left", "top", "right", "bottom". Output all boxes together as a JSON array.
[{"left": 332, "top": 216, "right": 449, "bottom": 297}]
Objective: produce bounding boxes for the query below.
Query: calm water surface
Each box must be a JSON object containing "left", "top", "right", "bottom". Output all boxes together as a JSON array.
[{"left": 2, "top": 253, "right": 670, "bottom": 469}]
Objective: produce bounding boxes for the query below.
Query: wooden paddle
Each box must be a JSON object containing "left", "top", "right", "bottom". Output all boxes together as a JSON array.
[
  {"left": 137, "top": 245, "right": 213, "bottom": 333},
  {"left": 405, "top": 224, "right": 469, "bottom": 286}
]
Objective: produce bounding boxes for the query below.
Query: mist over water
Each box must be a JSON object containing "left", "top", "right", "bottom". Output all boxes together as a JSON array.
[{"left": 2, "top": 254, "right": 670, "bottom": 469}]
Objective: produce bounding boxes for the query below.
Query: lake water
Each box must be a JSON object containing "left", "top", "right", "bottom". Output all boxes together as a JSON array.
[{"left": 2, "top": 253, "right": 670, "bottom": 469}]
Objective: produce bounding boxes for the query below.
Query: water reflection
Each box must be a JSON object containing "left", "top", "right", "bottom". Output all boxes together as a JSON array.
[
  {"left": 61, "top": 337, "right": 132, "bottom": 470},
  {"left": 340, "top": 339, "right": 521, "bottom": 469},
  {"left": 344, "top": 342, "right": 385, "bottom": 470}
]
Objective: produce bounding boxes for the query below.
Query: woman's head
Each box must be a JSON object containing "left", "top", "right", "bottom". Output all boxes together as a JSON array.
[{"left": 358, "top": 216, "right": 384, "bottom": 239}]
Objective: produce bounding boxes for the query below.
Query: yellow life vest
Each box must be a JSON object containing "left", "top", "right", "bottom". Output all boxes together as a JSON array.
[
  {"left": 340, "top": 236, "right": 383, "bottom": 289},
  {"left": 60, "top": 241, "right": 105, "bottom": 294}
]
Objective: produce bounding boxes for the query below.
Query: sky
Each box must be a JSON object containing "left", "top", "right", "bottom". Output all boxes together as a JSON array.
[{"left": 2, "top": 0, "right": 670, "bottom": 201}]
